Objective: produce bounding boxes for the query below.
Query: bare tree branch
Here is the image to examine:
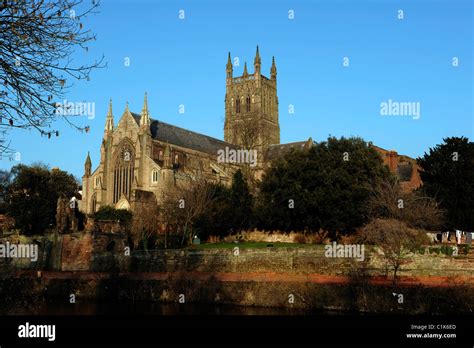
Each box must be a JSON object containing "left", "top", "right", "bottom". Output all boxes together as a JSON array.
[{"left": 0, "top": 0, "right": 105, "bottom": 157}]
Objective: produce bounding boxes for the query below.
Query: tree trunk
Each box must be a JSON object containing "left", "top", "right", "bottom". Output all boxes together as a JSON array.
[
  {"left": 181, "top": 222, "right": 188, "bottom": 247},
  {"left": 393, "top": 264, "right": 399, "bottom": 286}
]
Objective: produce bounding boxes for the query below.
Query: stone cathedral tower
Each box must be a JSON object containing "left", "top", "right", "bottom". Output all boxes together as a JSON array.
[{"left": 224, "top": 46, "right": 280, "bottom": 151}]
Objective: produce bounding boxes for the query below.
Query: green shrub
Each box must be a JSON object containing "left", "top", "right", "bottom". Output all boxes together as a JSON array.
[
  {"left": 429, "top": 247, "right": 440, "bottom": 255},
  {"left": 93, "top": 206, "right": 133, "bottom": 225},
  {"left": 440, "top": 245, "right": 454, "bottom": 256},
  {"left": 461, "top": 244, "right": 471, "bottom": 255}
]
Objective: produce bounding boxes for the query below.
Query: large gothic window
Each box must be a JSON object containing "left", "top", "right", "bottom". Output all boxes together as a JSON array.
[
  {"left": 113, "top": 143, "right": 135, "bottom": 204},
  {"left": 246, "top": 96, "right": 251, "bottom": 112},
  {"left": 236, "top": 98, "right": 241, "bottom": 113}
]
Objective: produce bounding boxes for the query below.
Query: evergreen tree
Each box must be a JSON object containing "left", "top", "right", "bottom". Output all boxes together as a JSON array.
[
  {"left": 5, "top": 164, "right": 79, "bottom": 235},
  {"left": 417, "top": 136, "right": 474, "bottom": 230},
  {"left": 230, "top": 170, "right": 253, "bottom": 231},
  {"left": 0, "top": 169, "right": 12, "bottom": 214},
  {"left": 257, "top": 137, "right": 392, "bottom": 234},
  {"left": 193, "top": 184, "right": 233, "bottom": 239},
  {"left": 193, "top": 170, "right": 254, "bottom": 239}
]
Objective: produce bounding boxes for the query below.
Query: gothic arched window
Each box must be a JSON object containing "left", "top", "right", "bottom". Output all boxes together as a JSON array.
[
  {"left": 246, "top": 96, "right": 251, "bottom": 112},
  {"left": 113, "top": 142, "right": 135, "bottom": 204},
  {"left": 151, "top": 169, "right": 159, "bottom": 184},
  {"left": 91, "top": 193, "right": 97, "bottom": 213},
  {"left": 95, "top": 175, "right": 101, "bottom": 188},
  {"left": 236, "top": 98, "right": 241, "bottom": 113}
]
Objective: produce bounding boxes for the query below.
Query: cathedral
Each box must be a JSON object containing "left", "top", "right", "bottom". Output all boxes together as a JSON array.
[{"left": 80, "top": 47, "right": 421, "bottom": 215}]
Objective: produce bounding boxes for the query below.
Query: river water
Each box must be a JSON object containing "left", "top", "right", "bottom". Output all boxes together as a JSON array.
[{"left": 11, "top": 299, "right": 340, "bottom": 316}]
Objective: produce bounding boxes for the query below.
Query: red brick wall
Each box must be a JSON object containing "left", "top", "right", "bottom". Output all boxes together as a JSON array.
[{"left": 372, "top": 145, "right": 422, "bottom": 192}]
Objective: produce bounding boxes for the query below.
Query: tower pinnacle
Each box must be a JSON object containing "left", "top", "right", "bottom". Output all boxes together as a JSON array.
[
  {"left": 226, "top": 52, "right": 233, "bottom": 79},
  {"left": 254, "top": 45, "right": 261, "bottom": 73},
  {"left": 84, "top": 151, "right": 92, "bottom": 177},
  {"left": 104, "top": 98, "right": 114, "bottom": 133},
  {"left": 271, "top": 56, "right": 277, "bottom": 80},
  {"left": 140, "top": 92, "right": 150, "bottom": 127}
]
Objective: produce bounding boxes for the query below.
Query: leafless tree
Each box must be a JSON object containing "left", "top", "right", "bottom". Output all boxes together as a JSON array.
[
  {"left": 370, "top": 179, "right": 444, "bottom": 230},
  {"left": 0, "top": 0, "right": 104, "bottom": 157},
  {"left": 131, "top": 200, "right": 161, "bottom": 250},
  {"left": 161, "top": 173, "right": 214, "bottom": 247},
  {"left": 236, "top": 117, "right": 267, "bottom": 152},
  {"left": 358, "top": 218, "right": 429, "bottom": 285},
  {"left": 234, "top": 117, "right": 267, "bottom": 188}
]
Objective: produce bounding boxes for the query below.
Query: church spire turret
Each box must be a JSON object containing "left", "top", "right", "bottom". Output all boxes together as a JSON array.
[
  {"left": 254, "top": 45, "right": 261, "bottom": 74},
  {"left": 226, "top": 52, "right": 233, "bottom": 79},
  {"left": 140, "top": 92, "right": 150, "bottom": 128},
  {"left": 243, "top": 62, "right": 248, "bottom": 76},
  {"left": 84, "top": 151, "right": 91, "bottom": 177},
  {"left": 104, "top": 98, "right": 114, "bottom": 133},
  {"left": 271, "top": 56, "right": 277, "bottom": 80}
]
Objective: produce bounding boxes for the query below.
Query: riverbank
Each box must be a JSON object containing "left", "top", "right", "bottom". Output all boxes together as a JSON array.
[
  {"left": 2, "top": 238, "right": 474, "bottom": 314},
  {"left": 2, "top": 269, "right": 474, "bottom": 315}
]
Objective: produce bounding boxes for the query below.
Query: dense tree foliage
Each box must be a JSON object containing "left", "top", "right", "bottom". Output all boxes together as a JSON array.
[
  {"left": 193, "top": 184, "right": 233, "bottom": 240},
  {"left": 93, "top": 205, "right": 133, "bottom": 225},
  {"left": 230, "top": 170, "right": 253, "bottom": 231},
  {"left": 256, "top": 137, "right": 392, "bottom": 234},
  {"left": 417, "top": 136, "right": 474, "bottom": 231},
  {"left": 0, "top": 169, "right": 12, "bottom": 213},
  {"left": 194, "top": 170, "right": 253, "bottom": 239},
  {"left": 4, "top": 163, "right": 79, "bottom": 234}
]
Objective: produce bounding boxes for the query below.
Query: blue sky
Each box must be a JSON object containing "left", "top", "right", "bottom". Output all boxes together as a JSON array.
[{"left": 1, "top": 0, "right": 473, "bottom": 179}]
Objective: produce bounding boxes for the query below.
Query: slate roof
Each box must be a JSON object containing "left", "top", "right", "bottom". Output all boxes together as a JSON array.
[
  {"left": 131, "top": 113, "right": 238, "bottom": 155},
  {"left": 265, "top": 140, "right": 312, "bottom": 160}
]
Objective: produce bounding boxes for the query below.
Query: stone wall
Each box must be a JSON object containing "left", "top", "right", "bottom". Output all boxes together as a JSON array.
[
  {"left": 60, "top": 233, "right": 93, "bottom": 271},
  {"left": 3, "top": 240, "right": 474, "bottom": 312},
  {"left": 3, "top": 233, "right": 473, "bottom": 278},
  {"left": 91, "top": 246, "right": 474, "bottom": 277},
  {"left": 0, "top": 232, "right": 121, "bottom": 272}
]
